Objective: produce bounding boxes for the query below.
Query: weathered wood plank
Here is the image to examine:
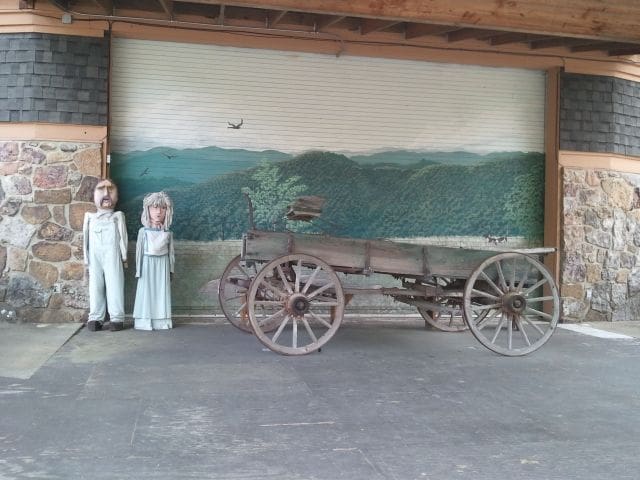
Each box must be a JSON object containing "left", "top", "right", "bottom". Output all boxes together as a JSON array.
[
  {"left": 197, "top": 0, "right": 640, "bottom": 44},
  {"left": 242, "top": 230, "right": 555, "bottom": 279}
]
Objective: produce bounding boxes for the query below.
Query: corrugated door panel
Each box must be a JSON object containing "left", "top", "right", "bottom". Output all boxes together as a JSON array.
[{"left": 110, "top": 38, "right": 545, "bottom": 155}]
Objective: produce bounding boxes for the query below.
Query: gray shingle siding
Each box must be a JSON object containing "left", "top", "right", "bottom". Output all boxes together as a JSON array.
[
  {"left": 560, "top": 73, "right": 640, "bottom": 157},
  {"left": 0, "top": 32, "right": 108, "bottom": 126}
]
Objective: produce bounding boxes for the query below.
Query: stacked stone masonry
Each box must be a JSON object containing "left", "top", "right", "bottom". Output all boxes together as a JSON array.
[
  {"left": 0, "top": 140, "right": 101, "bottom": 322},
  {"left": 562, "top": 167, "right": 640, "bottom": 322}
]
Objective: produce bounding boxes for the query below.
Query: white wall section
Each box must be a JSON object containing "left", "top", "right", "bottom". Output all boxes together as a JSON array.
[{"left": 110, "top": 38, "right": 545, "bottom": 155}]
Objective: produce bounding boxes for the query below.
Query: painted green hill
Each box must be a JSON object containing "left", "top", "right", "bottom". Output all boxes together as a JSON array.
[{"left": 119, "top": 150, "right": 544, "bottom": 242}]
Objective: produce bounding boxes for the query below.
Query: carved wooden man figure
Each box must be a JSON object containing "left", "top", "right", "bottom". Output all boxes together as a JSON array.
[{"left": 83, "top": 178, "right": 128, "bottom": 331}]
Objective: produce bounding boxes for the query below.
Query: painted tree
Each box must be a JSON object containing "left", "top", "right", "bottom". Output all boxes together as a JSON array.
[{"left": 244, "top": 160, "right": 307, "bottom": 231}]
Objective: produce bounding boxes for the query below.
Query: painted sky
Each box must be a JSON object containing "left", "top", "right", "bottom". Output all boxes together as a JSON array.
[{"left": 110, "top": 39, "right": 545, "bottom": 155}]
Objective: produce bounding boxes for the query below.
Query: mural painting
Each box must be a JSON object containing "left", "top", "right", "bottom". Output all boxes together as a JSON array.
[
  {"left": 109, "top": 40, "right": 546, "bottom": 313},
  {"left": 112, "top": 147, "right": 544, "bottom": 243}
]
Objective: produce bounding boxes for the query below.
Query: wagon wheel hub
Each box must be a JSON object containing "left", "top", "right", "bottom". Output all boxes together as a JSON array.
[
  {"left": 287, "top": 293, "right": 310, "bottom": 317},
  {"left": 502, "top": 292, "right": 527, "bottom": 315}
]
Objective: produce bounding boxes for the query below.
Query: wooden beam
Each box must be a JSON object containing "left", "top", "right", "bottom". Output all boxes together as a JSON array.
[
  {"left": 404, "top": 22, "right": 455, "bottom": 40},
  {"left": 608, "top": 45, "right": 640, "bottom": 56},
  {"left": 314, "top": 14, "right": 345, "bottom": 31},
  {"left": 570, "top": 41, "right": 621, "bottom": 53},
  {"left": 90, "top": 0, "right": 113, "bottom": 14},
  {"left": 446, "top": 28, "right": 504, "bottom": 43},
  {"left": 157, "top": 0, "right": 174, "bottom": 17},
  {"left": 488, "top": 32, "right": 546, "bottom": 46},
  {"left": 267, "top": 9, "right": 287, "bottom": 27},
  {"left": 198, "top": 0, "right": 640, "bottom": 44},
  {"left": 530, "top": 37, "right": 587, "bottom": 50},
  {"left": 359, "top": 18, "right": 400, "bottom": 35}
]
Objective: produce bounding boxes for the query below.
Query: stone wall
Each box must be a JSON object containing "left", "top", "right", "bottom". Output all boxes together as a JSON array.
[
  {"left": 0, "top": 140, "right": 101, "bottom": 322},
  {"left": 562, "top": 167, "right": 640, "bottom": 322}
]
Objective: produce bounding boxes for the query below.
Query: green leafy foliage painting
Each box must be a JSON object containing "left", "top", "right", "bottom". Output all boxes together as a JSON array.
[{"left": 112, "top": 148, "right": 544, "bottom": 243}]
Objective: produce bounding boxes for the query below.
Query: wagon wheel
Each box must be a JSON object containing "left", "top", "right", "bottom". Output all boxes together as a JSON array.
[
  {"left": 463, "top": 252, "right": 559, "bottom": 356},
  {"left": 217, "top": 255, "right": 266, "bottom": 333},
  {"left": 247, "top": 253, "right": 345, "bottom": 355},
  {"left": 418, "top": 276, "right": 468, "bottom": 332}
]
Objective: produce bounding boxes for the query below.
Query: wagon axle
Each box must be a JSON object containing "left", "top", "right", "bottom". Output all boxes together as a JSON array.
[
  {"left": 287, "top": 293, "right": 311, "bottom": 317},
  {"left": 502, "top": 292, "right": 527, "bottom": 315}
]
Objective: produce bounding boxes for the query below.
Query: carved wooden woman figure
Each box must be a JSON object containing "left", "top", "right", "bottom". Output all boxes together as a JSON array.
[{"left": 133, "top": 191, "right": 175, "bottom": 331}]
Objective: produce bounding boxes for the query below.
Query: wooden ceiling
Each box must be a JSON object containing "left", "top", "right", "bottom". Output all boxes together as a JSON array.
[{"left": 46, "top": 0, "right": 640, "bottom": 58}]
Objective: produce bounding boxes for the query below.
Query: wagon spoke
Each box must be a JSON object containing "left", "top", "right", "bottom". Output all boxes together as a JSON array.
[
  {"left": 270, "top": 314, "right": 290, "bottom": 343},
  {"left": 225, "top": 293, "right": 246, "bottom": 301},
  {"left": 253, "top": 300, "right": 284, "bottom": 306},
  {"left": 470, "top": 288, "right": 499, "bottom": 301},
  {"left": 476, "top": 309, "right": 499, "bottom": 330},
  {"left": 496, "top": 261, "right": 508, "bottom": 291},
  {"left": 292, "top": 318, "right": 298, "bottom": 348},
  {"left": 510, "top": 257, "right": 517, "bottom": 288},
  {"left": 472, "top": 302, "right": 502, "bottom": 312},
  {"left": 525, "top": 295, "right": 555, "bottom": 303},
  {"left": 524, "top": 278, "right": 547, "bottom": 295},
  {"left": 310, "top": 301, "right": 340, "bottom": 308},
  {"left": 514, "top": 316, "right": 532, "bottom": 346},
  {"left": 490, "top": 314, "right": 507, "bottom": 344},
  {"left": 302, "top": 266, "right": 322, "bottom": 294},
  {"left": 309, "top": 310, "right": 333, "bottom": 329},
  {"left": 232, "top": 302, "right": 247, "bottom": 317},
  {"left": 517, "top": 262, "right": 531, "bottom": 291},
  {"left": 524, "top": 307, "right": 553, "bottom": 321},
  {"left": 307, "top": 282, "right": 336, "bottom": 300},
  {"left": 521, "top": 315, "right": 546, "bottom": 335},
  {"left": 480, "top": 271, "right": 504, "bottom": 296},
  {"left": 301, "top": 318, "right": 318, "bottom": 343},
  {"left": 258, "top": 308, "right": 286, "bottom": 328},
  {"left": 295, "top": 259, "right": 302, "bottom": 293},
  {"left": 276, "top": 265, "right": 293, "bottom": 294},
  {"left": 507, "top": 314, "right": 513, "bottom": 350}
]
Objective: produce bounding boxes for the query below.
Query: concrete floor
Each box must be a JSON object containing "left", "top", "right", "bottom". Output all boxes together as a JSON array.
[{"left": 1, "top": 320, "right": 639, "bottom": 479}]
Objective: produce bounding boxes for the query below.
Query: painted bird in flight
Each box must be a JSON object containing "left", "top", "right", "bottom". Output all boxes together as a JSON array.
[{"left": 228, "top": 119, "right": 243, "bottom": 129}]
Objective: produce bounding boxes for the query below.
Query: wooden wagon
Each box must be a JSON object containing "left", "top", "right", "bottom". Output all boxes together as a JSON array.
[{"left": 217, "top": 198, "right": 560, "bottom": 357}]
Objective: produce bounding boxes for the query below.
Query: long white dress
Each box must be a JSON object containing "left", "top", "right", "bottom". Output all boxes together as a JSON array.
[{"left": 133, "top": 227, "right": 175, "bottom": 331}]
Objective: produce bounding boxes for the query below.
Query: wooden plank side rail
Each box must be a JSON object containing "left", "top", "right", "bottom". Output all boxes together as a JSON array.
[{"left": 242, "top": 229, "right": 556, "bottom": 279}]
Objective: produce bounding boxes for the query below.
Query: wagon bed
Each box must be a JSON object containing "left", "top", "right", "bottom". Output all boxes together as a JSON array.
[{"left": 242, "top": 229, "right": 554, "bottom": 279}]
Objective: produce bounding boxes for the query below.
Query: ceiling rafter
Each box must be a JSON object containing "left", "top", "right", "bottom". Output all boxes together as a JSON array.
[
  {"left": 314, "top": 14, "right": 345, "bottom": 31},
  {"left": 359, "top": 18, "right": 401, "bottom": 35},
  {"left": 446, "top": 28, "right": 505, "bottom": 43},
  {"left": 404, "top": 23, "right": 458, "bottom": 40},
  {"left": 156, "top": 0, "right": 174, "bottom": 17},
  {"left": 90, "top": 0, "right": 112, "bottom": 14},
  {"left": 266, "top": 8, "right": 287, "bottom": 27}
]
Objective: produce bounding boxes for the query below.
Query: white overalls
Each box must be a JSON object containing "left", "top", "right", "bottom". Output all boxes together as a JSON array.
[{"left": 83, "top": 210, "right": 128, "bottom": 324}]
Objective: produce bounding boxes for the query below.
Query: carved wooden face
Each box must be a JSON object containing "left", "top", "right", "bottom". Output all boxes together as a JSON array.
[
  {"left": 93, "top": 179, "right": 118, "bottom": 209},
  {"left": 148, "top": 205, "right": 167, "bottom": 227}
]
